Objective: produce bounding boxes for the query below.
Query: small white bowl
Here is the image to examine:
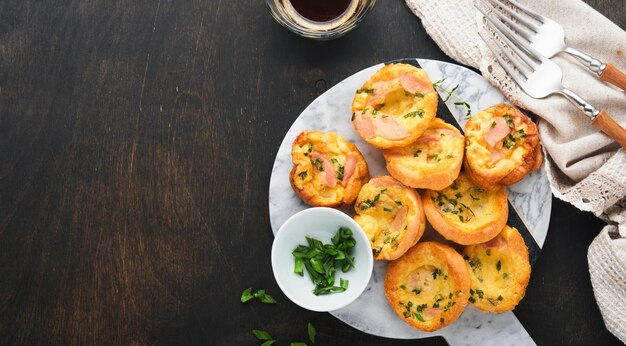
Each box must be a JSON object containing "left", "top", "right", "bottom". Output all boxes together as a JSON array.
[{"left": 271, "top": 207, "right": 374, "bottom": 312}]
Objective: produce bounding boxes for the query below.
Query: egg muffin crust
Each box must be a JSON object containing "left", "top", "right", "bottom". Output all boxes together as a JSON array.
[
  {"left": 353, "top": 176, "right": 425, "bottom": 261},
  {"left": 464, "top": 104, "right": 542, "bottom": 189},
  {"left": 422, "top": 172, "right": 508, "bottom": 245},
  {"left": 290, "top": 131, "right": 369, "bottom": 207},
  {"left": 385, "top": 242, "right": 470, "bottom": 332},
  {"left": 383, "top": 118, "right": 465, "bottom": 190},
  {"left": 462, "top": 225, "right": 531, "bottom": 313},
  {"left": 351, "top": 63, "right": 438, "bottom": 149}
]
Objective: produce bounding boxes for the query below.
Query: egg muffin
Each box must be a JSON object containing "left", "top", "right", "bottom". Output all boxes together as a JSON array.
[
  {"left": 464, "top": 104, "right": 542, "bottom": 189},
  {"left": 385, "top": 242, "right": 470, "bottom": 332},
  {"left": 290, "top": 131, "right": 369, "bottom": 207},
  {"left": 383, "top": 118, "right": 464, "bottom": 190},
  {"left": 462, "top": 225, "right": 531, "bottom": 313},
  {"left": 353, "top": 176, "right": 425, "bottom": 261},
  {"left": 422, "top": 172, "right": 508, "bottom": 245},
  {"left": 351, "top": 63, "right": 438, "bottom": 149}
]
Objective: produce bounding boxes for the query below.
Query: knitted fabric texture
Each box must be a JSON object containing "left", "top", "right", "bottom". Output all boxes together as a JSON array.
[
  {"left": 588, "top": 228, "right": 626, "bottom": 343},
  {"left": 405, "top": 0, "right": 626, "bottom": 342}
]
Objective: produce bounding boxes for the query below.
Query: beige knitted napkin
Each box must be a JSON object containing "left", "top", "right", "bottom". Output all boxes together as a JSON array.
[{"left": 405, "top": 0, "right": 626, "bottom": 342}]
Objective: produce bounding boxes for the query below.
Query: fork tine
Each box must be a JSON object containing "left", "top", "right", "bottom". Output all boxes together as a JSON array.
[
  {"left": 479, "top": 29, "right": 530, "bottom": 89},
  {"left": 506, "top": 0, "right": 546, "bottom": 23},
  {"left": 477, "top": 6, "right": 535, "bottom": 76},
  {"left": 489, "top": 0, "right": 540, "bottom": 33},
  {"left": 483, "top": 13, "right": 540, "bottom": 72},
  {"left": 479, "top": 0, "right": 533, "bottom": 42}
]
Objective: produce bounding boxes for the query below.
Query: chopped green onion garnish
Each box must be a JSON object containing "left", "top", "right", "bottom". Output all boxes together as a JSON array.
[
  {"left": 414, "top": 312, "right": 425, "bottom": 322},
  {"left": 403, "top": 110, "right": 424, "bottom": 118},
  {"left": 241, "top": 288, "right": 254, "bottom": 303},
  {"left": 294, "top": 258, "right": 303, "bottom": 276},
  {"left": 242, "top": 288, "right": 276, "bottom": 304},
  {"left": 308, "top": 322, "right": 316, "bottom": 344}
]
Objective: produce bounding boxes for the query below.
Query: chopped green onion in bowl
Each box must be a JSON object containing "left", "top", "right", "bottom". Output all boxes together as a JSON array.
[{"left": 271, "top": 207, "right": 374, "bottom": 312}]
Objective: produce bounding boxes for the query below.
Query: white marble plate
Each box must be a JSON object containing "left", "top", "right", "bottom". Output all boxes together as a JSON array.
[{"left": 268, "top": 59, "right": 551, "bottom": 345}]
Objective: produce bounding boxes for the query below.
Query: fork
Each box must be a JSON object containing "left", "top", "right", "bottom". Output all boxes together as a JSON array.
[
  {"left": 477, "top": 12, "right": 626, "bottom": 149},
  {"left": 479, "top": 0, "right": 626, "bottom": 92}
]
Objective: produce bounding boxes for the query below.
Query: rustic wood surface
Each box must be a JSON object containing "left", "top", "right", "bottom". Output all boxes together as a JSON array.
[{"left": 0, "top": 1, "right": 624, "bottom": 345}]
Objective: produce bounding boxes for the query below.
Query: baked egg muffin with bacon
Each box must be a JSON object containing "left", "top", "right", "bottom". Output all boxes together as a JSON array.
[
  {"left": 351, "top": 63, "right": 438, "bottom": 149},
  {"left": 422, "top": 172, "right": 508, "bottom": 245},
  {"left": 353, "top": 176, "right": 425, "bottom": 261},
  {"left": 290, "top": 130, "right": 369, "bottom": 207},
  {"left": 464, "top": 104, "right": 542, "bottom": 189},
  {"left": 384, "top": 242, "right": 470, "bottom": 332},
  {"left": 383, "top": 118, "right": 464, "bottom": 190},
  {"left": 462, "top": 225, "right": 531, "bottom": 313}
]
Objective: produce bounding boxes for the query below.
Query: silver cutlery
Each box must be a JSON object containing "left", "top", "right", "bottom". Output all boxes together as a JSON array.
[
  {"left": 477, "top": 10, "right": 626, "bottom": 149},
  {"left": 479, "top": 0, "right": 626, "bottom": 92}
]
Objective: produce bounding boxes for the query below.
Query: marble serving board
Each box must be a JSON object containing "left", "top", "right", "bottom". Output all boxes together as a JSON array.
[{"left": 268, "top": 59, "right": 551, "bottom": 345}]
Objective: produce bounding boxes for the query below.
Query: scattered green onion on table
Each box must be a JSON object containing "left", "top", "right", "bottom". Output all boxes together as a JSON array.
[{"left": 292, "top": 227, "right": 356, "bottom": 295}]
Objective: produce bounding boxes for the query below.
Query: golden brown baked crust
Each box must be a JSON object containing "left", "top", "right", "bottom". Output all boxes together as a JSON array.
[
  {"left": 351, "top": 63, "right": 438, "bottom": 149},
  {"left": 290, "top": 131, "right": 369, "bottom": 207},
  {"left": 353, "top": 176, "right": 425, "bottom": 261},
  {"left": 462, "top": 225, "right": 531, "bottom": 313},
  {"left": 463, "top": 104, "right": 542, "bottom": 189},
  {"left": 384, "top": 242, "right": 470, "bottom": 332},
  {"left": 383, "top": 118, "right": 464, "bottom": 190},
  {"left": 422, "top": 172, "right": 508, "bottom": 245}
]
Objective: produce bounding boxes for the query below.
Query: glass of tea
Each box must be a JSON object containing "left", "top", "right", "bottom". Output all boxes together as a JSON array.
[{"left": 266, "top": 0, "right": 377, "bottom": 40}]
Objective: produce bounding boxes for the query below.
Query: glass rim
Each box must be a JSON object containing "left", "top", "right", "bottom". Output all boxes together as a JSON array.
[{"left": 265, "top": 0, "right": 377, "bottom": 40}]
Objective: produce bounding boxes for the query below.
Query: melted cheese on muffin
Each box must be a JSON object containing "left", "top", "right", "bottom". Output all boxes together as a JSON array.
[
  {"left": 351, "top": 63, "right": 438, "bottom": 149},
  {"left": 353, "top": 176, "right": 425, "bottom": 260},
  {"left": 385, "top": 242, "right": 470, "bottom": 332},
  {"left": 290, "top": 131, "right": 369, "bottom": 207},
  {"left": 464, "top": 104, "right": 542, "bottom": 189},
  {"left": 422, "top": 172, "right": 508, "bottom": 245},
  {"left": 462, "top": 225, "right": 531, "bottom": 313},
  {"left": 383, "top": 118, "right": 464, "bottom": 190}
]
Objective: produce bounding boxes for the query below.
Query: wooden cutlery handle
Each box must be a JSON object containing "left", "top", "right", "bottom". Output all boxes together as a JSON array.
[
  {"left": 600, "top": 63, "right": 626, "bottom": 92},
  {"left": 592, "top": 109, "right": 626, "bottom": 150}
]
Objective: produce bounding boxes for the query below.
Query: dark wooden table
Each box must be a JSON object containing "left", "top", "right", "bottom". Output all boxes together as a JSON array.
[{"left": 1, "top": 1, "right": 624, "bottom": 345}]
